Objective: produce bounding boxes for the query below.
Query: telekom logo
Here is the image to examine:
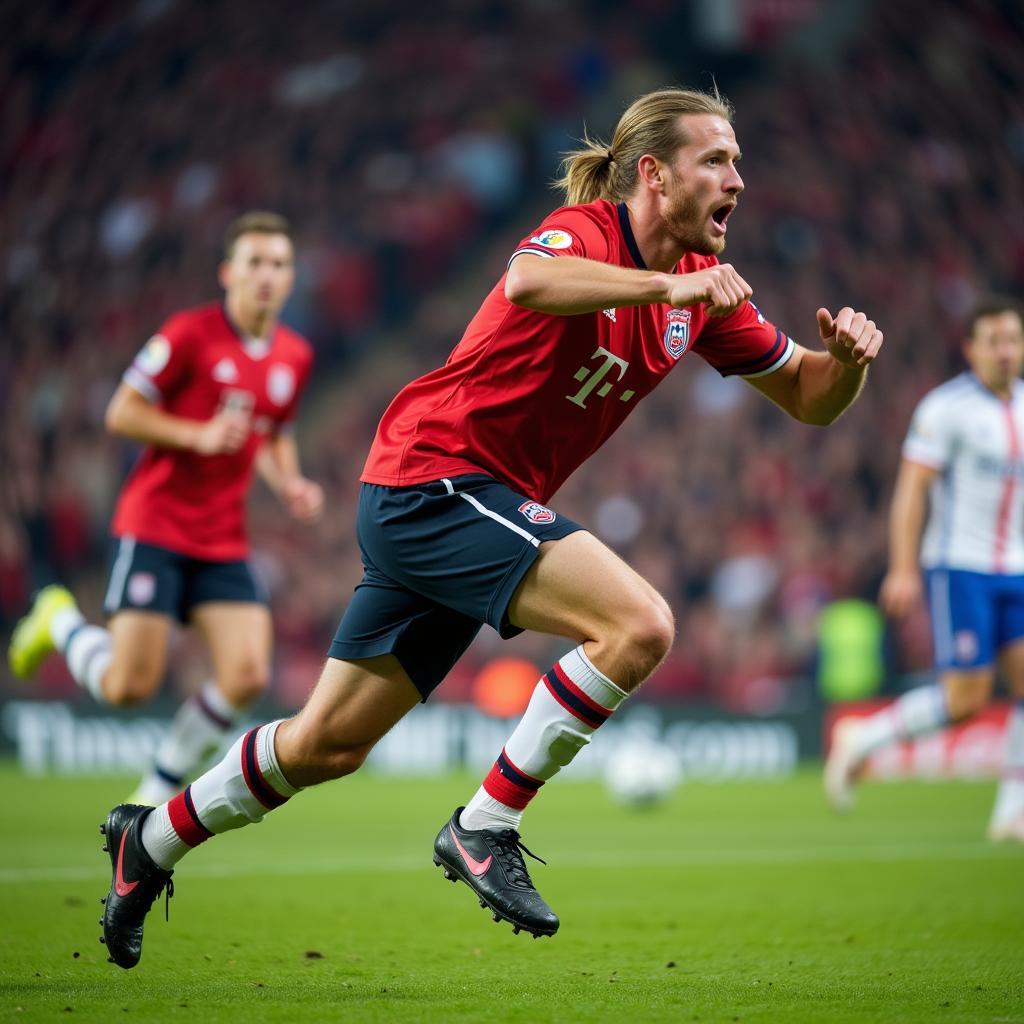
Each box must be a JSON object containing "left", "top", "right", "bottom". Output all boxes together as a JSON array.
[{"left": 566, "top": 347, "right": 634, "bottom": 409}]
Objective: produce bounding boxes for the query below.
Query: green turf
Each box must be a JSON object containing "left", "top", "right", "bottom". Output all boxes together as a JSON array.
[{"left": 1, "top": 765, "right": 1022, "bottom": 1023}]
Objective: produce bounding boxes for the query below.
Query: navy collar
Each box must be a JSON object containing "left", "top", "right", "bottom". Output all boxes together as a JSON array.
[{"left": 616, "top": 202, "right": 647, "bottom": 270}]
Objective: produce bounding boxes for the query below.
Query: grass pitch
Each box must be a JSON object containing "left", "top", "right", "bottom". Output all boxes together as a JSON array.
[{"left": 1, "top": 765, "right": 1022, "bottom": 1023}]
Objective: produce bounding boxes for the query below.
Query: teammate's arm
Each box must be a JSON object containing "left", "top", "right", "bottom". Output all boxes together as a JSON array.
[
  {"left": 105, "top": 381, "right": 249, "bottom": 454},
  {"left": 255, "top": 433, "right": 323, "bottom": 523},
  {"left": 505, "top": 254, "right": 752, "bottom": 317},
  {"left": 745, "top": 307, "right": 883, "bottom": 425},
  {"left": 878, "top": 459, "right": 938, "bottom": 618}
]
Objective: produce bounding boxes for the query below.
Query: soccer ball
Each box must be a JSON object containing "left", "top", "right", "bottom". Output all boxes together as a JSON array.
[{"left": 603, "top": 739, "right": 682, "bottom": 807}]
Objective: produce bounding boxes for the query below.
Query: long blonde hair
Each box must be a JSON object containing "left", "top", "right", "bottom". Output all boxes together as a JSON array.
[{"left": 554, "top": 87, "right": 734, "bottom": 206}]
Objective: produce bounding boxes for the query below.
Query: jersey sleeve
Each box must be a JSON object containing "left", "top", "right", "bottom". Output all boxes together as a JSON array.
[
  {"left": 122, "top": 313, "right": 196, "bottom": 402},
  {"left": 507, "top": 206, "right": 611, "bottom": 267},
  {"left": 691, "top": 299, "right": 796, "bottom": 378},
  {"left": 902, "top": 391, "right": 954, "bottom": 469},
  {"left": 272, "top": 342, "right": 315, "bottom": 433}
]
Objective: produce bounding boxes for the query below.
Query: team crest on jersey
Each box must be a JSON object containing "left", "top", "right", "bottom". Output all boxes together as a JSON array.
[
  {"left": 212, "top": 357, "right": 238, "bottom": 383},
  {"left": 529, "top": 229, "right": 574, "bottom": 250},
  {"left": 135, "top": 335, "right": 171, "bottom": 376},
  {"left": 663, "top": 309, "right": 692, "bottom": 359},
  {"left": 267, "top": 364, "right": 296, "bottom": 406},
  {"left": 518, "top": 501, "right": 556, "bottom": 525},
  {"left": 127, "top": 571, "right": 156, "bottom": 606}
]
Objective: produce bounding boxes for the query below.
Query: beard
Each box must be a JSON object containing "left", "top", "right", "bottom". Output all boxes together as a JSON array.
[{"left": 664, "top": 188, "right": 726, "bottom": 256}]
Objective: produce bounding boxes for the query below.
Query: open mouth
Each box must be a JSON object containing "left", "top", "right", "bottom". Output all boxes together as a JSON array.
[{"left": 710, "top": 203, "right": 735, "bottom": 233}]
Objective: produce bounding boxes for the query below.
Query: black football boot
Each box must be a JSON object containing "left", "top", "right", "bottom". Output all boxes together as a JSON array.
[
  {"left": 433, "top": 807, "right": 559, "bottom": 937},
  {"left": 99, "top": 804, "right": 174, "bottom": 969}
]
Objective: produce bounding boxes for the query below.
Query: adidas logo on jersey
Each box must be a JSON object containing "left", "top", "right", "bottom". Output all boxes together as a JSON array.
[
  {"left": 212, "top": 357, "right": 238, "bottom": 383},
  {"left": 602, "top": 308, "right": 617, "bottom": 323}
]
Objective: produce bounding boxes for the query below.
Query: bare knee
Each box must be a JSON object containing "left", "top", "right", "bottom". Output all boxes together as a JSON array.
[
  {"left": 631, "top": 597, "right": 676, "bottom": 668},
  {"left": 316, "top": 744, "right": 372, "bottom": 781},
  {"left": 295, "top": 741, "right": 372, "bottom": 785},
  {"left": 102, "top": 662, "right": 162, "bottom": 707},
  {"left": 611, "top": 596, "right": 676, "bottom": 687},
  {"left": 219, "top": 659, "right": 271, "bottom": 708},
  {"left": 944, "top": 675, "right": 992, "bottom": 721},
  {"left": 277, "top": 715, "right": 375, "bottom": 786}
]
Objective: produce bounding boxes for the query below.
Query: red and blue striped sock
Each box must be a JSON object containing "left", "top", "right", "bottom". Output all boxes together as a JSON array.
[
  {"left": 140, "top": 719, "right": 299, "bottom": 869},
  {"left": 461, "top": 646, "right": 627, "bottom": 832}
]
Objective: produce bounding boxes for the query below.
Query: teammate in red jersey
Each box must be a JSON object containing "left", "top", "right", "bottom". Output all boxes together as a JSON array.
[
  {"left": 9, "top": 211, "right": 321, "bottom": 807},
  {"left": 96, "top": 87, "right": 884, "bottom": 968}
]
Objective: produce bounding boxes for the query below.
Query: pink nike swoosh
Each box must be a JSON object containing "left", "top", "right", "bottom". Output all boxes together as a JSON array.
[
  {"left": 451, "top": 828, "right": 493, "bottom": 877},
  {"left": 114, "top": 831, "right": 139, "bottom": 897}
]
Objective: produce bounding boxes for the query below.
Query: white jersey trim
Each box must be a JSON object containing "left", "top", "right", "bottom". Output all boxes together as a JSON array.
[
  {"left": 507, "top": 248, "right": 556, "bottom": 269},
  {"left": 929, "top": 570, "right": 952, "bottom": 666},
  {"left": 104, "top": 536, "right": 137, "bottom": 614},
  {"left": 900, "top": 449, "right": 945, "bottom": 471},
  {"left": 740, "top": 335, "right": 796, "bottom": 379},
  {"left": 442, "top": 478, "right": 541, "bottom": 548},
  {"left": 122, "top": 368, "right": 160, "bottom": 403}
]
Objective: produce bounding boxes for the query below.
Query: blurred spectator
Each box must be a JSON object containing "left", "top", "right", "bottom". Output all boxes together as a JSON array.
[{"left": 3, "top": 0, "right": 1023, "bottom": 712}]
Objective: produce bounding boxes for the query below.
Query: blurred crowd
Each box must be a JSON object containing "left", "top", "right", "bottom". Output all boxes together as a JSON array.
[{"left": 2, "top": 0, "right": 1023, "bottom": 714}]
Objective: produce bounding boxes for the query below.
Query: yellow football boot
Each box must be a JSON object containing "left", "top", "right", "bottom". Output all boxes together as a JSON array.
[{"left": 8, "top": 584, "right": 76, "bottom": 678}]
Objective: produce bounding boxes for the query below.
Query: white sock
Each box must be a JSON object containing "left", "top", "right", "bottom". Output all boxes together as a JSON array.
[
  {"left": 51, "top": 606, "right": 85, "bottom": 649},
  {"left": 141, "top": 719, "right": 300, "bottom": 870},
  {"left": 63, "top": 623, "right": 112, "bottom": 702},
  {"left": 991, "top": 700, "right": 1024, "bottom": 827},
  {"left": 134, "top": 682, "right": 247, "bottom": 805},
  {"left": 461, "top": 645, "right": 627, "bottom": 832},
  {"left": 848, "top": 682, "right": 950, "bottom": 764}
]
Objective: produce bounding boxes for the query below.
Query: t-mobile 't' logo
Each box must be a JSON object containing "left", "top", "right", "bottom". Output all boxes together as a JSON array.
[{"left": 565, "top": 347, "right": 634, "bottom": 409}]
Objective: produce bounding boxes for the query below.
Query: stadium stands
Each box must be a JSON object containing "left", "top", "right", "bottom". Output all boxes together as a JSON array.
[{"left": 3, "top": 0, "right": 1022, "bottom": 712}]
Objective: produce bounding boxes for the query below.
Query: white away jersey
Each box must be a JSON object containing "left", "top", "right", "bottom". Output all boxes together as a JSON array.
[{"left": 904, "top": 372, "right": 1024, "bottom": 573}]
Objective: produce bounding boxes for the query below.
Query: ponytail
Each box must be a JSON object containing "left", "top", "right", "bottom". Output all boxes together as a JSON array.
[{"left": 554, "top": 136, "right": 618, "bottom": 206}]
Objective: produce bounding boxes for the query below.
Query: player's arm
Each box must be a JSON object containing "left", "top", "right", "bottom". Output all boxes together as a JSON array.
[
  {"left": 105, "top": 381, "right": 249, "bottom": 454},
  {"left": 745, "top": 308, "right": 883, "bottom": 425},
  {"left": 255, "top": 432, "right": 323, "bottom": 523},
  {"left": 505, "top": 254, "right": 752, "bottom": 316},
  {"left": 878, "top": 458, "right": 938, "bottom": 618}
]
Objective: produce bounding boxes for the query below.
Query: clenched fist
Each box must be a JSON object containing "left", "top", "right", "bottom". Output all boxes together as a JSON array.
[
  {"left": 818, "top": 307, "right": 884, "bottom": 367},
  {"left": 667, "top": 263, "right": 753, "bottom": 318}
]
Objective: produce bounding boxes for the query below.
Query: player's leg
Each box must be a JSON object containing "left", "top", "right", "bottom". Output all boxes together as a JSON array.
[
  {"left": 8, "top": 582, "right": 171, "bottom": 704},
  {"left": 100, "top": 653, "right": 421, "bottom": 969},
  {"left": 988, "top": 580, "right": 1024, "bottom": 840},
  {"left": 9, "top": 537, "right": 178, "bottom": 704},
  {"left": 102, "top": 612, "right": 174, "bottom": 704},
  {"left": 99, "top": 562, "right": 476, "bottom": 969},
  {"left": 989, "top": 646, "right": 1024, "bottom": 840},
  {"left": 434, "top": 529, "right": 673, "bottom": 937},
  {"left": 352, "top": 475, "right": 668, "bottom": 935},
  {"left": 825, "top": 669, "right": 995, "bottom": 811},
  {"left": 460, "top": 528, "right": 671, "bottom": 831},
  {"left": 132, "top": 591, "right": 272, "bottom": 806},
  {"left": 825, "top": 569, "right": 997, "bottom": 810}
]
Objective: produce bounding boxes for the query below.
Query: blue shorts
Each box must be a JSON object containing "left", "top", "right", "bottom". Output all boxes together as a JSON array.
[
  {"left": 925, "top": 568, "right": 1024, "bottom": 669},
  {"left": 103, "top": 536, "right": 267, "bottom": 623},
  {"left": 329, "top": 474, "right": 584, "bottom": 698}
]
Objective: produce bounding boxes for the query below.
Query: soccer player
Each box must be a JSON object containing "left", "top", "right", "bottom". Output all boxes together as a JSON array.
[
  {"left": 8, "top": 211, "right": 320, "bottom": 807},
  {"left": 97, "top": 87, "right": 884, "bottom": 968},
  {"left": 825, "top": 298, "right": 1024, "bottom": 841}
]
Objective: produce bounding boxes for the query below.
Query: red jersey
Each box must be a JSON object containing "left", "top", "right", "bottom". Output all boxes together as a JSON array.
[
  {"left": 111, "top": 302, "right": 314, "bottom": 561},
  {"left": 362, "top": 200, "right": 794, "bottom": 503}
]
